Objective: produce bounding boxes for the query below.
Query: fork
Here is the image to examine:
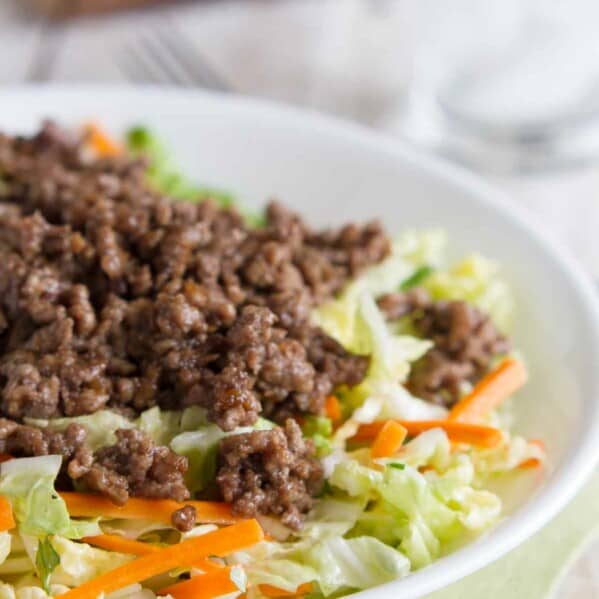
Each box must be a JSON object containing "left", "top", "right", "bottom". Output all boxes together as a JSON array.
[{"left": 119, "top": 27, "right": 232, "bottom": 92}]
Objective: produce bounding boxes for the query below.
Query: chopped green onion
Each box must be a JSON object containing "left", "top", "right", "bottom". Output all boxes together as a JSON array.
[
  {"left": 387, "top": 462, "right": 406, "bottom": 470},
  {"left": 399, "top": 265, "right": 435, "bottom": 291}
]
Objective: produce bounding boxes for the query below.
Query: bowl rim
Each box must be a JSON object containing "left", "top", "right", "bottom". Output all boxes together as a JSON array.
[{"left": 2, "top": 84, "right": 599, "bottom": 598}]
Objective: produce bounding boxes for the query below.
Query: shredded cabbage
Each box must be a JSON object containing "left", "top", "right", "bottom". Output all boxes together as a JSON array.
[
  {"left": 423, "top": 254, "right": 514, "bottom": 333},
  {"left": 0, "top": 457, "right": 100, "bottom": 539},
  {"left": 236, "top": 536, "right": 409, "bottom": 597},
  {"left": 126, "top": 126, "right": 264, "bottom": 227},
  {"left": 331, "top": 432, "right": 501, "bottom": 569},
  {"left": 50, "top": 536, "right": 132, "bottom": 587},
  {"left": 0, "top": 532, "right": 11, "bottom": 566},
  {"left": 312, "top": 233, "right": 458, "bottom": 424},
  {"left": 25, "top": 412, "right": 133, "bottom": 451}
]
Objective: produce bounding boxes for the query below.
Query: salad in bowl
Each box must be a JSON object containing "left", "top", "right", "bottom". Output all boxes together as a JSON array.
[{"left": 0, "top": 122, "right": 544, "bottom": 599}]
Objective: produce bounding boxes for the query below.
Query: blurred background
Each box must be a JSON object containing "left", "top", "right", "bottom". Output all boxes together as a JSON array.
[{"left": 0, "top": 1, "right": 598, "bottom": 595}]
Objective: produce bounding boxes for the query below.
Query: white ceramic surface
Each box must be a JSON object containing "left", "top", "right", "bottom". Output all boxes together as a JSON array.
[{"left": 1, "top": 85, "right": 598, "bottom": 599}]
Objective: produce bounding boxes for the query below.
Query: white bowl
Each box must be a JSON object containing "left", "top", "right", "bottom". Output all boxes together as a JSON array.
[{"left": 2, "top": 85, "right": 599, "bottom": 598}]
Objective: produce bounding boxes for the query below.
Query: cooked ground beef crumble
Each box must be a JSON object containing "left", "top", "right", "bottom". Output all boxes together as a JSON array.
[
  {"left": 217, "top": 419, "right": 323, "bottom": 530},
  {"left": 0, "top": 122, "right": 389, "bottom": 525},
  {"left": 171, "top": 504, "right": 197, "bottom": 532},
  {"left": 378, "top": 289, "right": 510, "bottom": 406}
]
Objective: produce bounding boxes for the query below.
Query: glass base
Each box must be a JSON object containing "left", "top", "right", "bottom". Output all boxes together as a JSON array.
[{"left": 392, "top": 88, "right": 599, "bottom": 174}]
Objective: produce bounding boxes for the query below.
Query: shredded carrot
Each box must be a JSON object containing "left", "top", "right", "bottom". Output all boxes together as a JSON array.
[
  {"left": 518, "top": 458, "right": 541, "bottom": 469},
  {"left": 449, "top": 358, "right": 528, "bottom": 423},
  {"left": 518, "top": 439, "right": 546, "bottom": 469},
  {"left": 160, "top": 567, "right": 239, "bottom": 599},
  {"left": 0, "top": 496, "right": 15, "bottom": 531},
  {"left": 0, "top": 454, "right": 12, "bottom": 464},
  {"left": 259, "top": 582, "right": 313, "bottom": 597},
  {"left": 83, "top": 534, "right": 223, "bottom": 571},
  {"left": 83, "top": 534, "right": 159, "bottom": 556},
  {"left": 84, "top": 122, "right": 122, "bottom": 157},
  {"left": 60, "top": 492, "right": 239, "bottom": 525},
  {"left": 325, "top": 396, "right": 342, "bottom": 422},
  {"left": 351, "top": 420, "right": 503, "bottom": 448},
  {"left": 84, "top": 123, "right": 122, "bottom": 157},
  {"left": 371, "top": 420, "right": 407, "bottom": 459},
  {"left": 58, "top": 519, "right": 263, "bottom": 599}
]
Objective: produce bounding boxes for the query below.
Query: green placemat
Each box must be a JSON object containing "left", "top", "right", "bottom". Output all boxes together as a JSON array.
[{"left": 426, "top": 473, "right": 599, "bottom": 599}]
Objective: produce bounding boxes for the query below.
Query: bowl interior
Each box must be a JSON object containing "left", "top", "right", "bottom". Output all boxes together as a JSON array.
[{"left": 2, "top": 86, "right": 598, "bottom": 598}]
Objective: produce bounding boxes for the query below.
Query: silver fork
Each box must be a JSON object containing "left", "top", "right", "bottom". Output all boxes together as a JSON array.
[{"left": 119, "top": 27, "right": 232, "bottom": 92}]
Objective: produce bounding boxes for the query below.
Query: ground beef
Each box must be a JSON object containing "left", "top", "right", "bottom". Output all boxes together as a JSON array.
[
  {"left": 0, "top": 122, "right": 387, "bottom": 509},
  {"left": 69, "top": 428, "right": 189, "bottom": 505},
  {"left": 171, "top": 504, "right": 197, "bottom": 532},
  {"left": 0, "top": 419, "right": 89, "bottom": 487},
  {"left": 216, "top": 419, "right": 323, "bottom": 529},
  {"left": 0, "top": 418, "right": 86, "bottom": 462},
  {"left": 378, "top": 289, "right": 510, "bottom": 406},
  {"left": 0, "top": 420, "right": 187, "bottom": 507},
  {"left": 377, "top": 287, "right": 431, "bottom": 321}
]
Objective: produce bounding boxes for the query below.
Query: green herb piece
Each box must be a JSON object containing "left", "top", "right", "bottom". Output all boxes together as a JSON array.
[
  {"left": 302, "top": 416, "right": 333, "bottom": 438},
  {"left": 36, "top": 536, "right": 60, "bottom": 593},
  {"left": 302, "top": 416, "right": 333, "bottom": 458},
  {"left": 388, "top": 462, "right": 406, "bottom": 470},
  {"left": 399, "top": 265, "right": 435, "bottom": 291},
  {"left": 125, "top": 126, "right": 265, "bottom": 227},
  {"left": 312, "top": 434, "right": 333, "bottom": 457}
]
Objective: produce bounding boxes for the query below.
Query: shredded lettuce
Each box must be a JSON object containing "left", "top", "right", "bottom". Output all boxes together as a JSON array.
[
  {"left": 0, "top": 584, "right": 71, "bottom": 599},
  {"left": 324, "top": 292, "right": 446, "bottom": 424},
  {"left": 25, "top": 412, "right": 133, "bottom": 451},
  {"left": 329, "top": 432, "right": 502, "bottom": 570},
  {"left": 471, "top": 435, "right": 546, "bottom": 480},
  {"left": 237, "top": 534, "right": 409, "bottom": 597},
  {"left": 311, "top": 232, "right": 444, "bottom": 350},
  {"left": 136, "top": 406, "right": 188, "bottom": 447},
  {"left": 170, "top": 416, "right": 275, "bottom": 494},
  {"left": 126, "top": 126, "right": 265, "bottom": 227},
  {"left": 0, "top": 532, "right": 11, "bottom": 566},
  {"left": 302, "top": 417, "right": 334, "bottom": 458},
  {"left": 0, "top": 457, "right": 100, "bottom": 539},
  {"left": 422, "top": 254, "right": 514, "bottom": 332},
  {"left": 392, "top": 229, "right": 447, "bottom": 269},
  {"left": 303, "top": 536, "right": 410, "bottom": 596},
  {"left": 170, "top": 426, "right": 225, "bottom": 494},
  {"left": 26, "top": 406, "right": 208, "bottom": 451},
  {"left": 50, "top": 536, "right": 131, "bottom": 587},
  {"left": 312, "top": 233, "right": 451, "bottom": 422}
]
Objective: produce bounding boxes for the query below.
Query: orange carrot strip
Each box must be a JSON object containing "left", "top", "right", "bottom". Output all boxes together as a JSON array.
[
  {"left": 0, "top": 454, "right": 12, "bottom": 464},
  {"left": 518, "top": 458, "right": 541, "bottom": 470},
  {"left": 160, "top": 567, "right": 239, "bottom": 599},
  {"left": 83, "top": 534, "right": 223, "bottom": 572},
  {"left": 518, "top": 439, "right": 546, "bottom": 469},
  {"left": 371, "top": 421, "right": 407, "bottom": 459},
  {"left": 58, "top": 519, "right": 263, "bottom": 599},
  {"left": 83, "top": 534, "right": 159, "bottom": 556},
  {"left": 84, "top": 123, "right": 122, "bottom": 157},
  {"left": 351, "top": 420, "right": 503, "bottom": 448},
  {"left": 0, "top": 496, "right": 15, "bottom": 531},
  {"left": 449, "top": 358, "right": 528, "bottom": 423},
  {"left": 60, "top": 492, "right": 239, "bottom": 525},
  {"left": 325, "top": 396, "right": 342, "bottom": 422},
  {"left": 259, "top": 582, "right": 313, "bottom": 597}
]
